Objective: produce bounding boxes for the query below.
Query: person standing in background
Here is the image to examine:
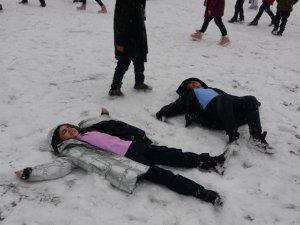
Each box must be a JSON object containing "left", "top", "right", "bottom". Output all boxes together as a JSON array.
[{"left": 109, "top": 0, "right": 152, "bottom": 96}]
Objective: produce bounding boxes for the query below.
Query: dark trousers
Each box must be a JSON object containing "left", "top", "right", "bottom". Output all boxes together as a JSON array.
[
  {"left": 273, "top": 9, "right": 290, "bottom": 33},
  {"left": 111, "top": 53, "right": 145, "bottom": 89},
  {"left": 199, "top": 17, "right": 228, "bottom": 36},
  {"left": 254, "top": 2, "right": 274, "bottom": 22},
  {"left": 125, "top": 143, "right": 217, "bottom": 199},
  {"left": 233, "top": 0, "right": 245, "bottom": 20},
  {"left": 82, "top": 0, "right": 104, "bottom": 6},
  {"left": 204, "top": 95, "right": 262, "bottom": 140}
]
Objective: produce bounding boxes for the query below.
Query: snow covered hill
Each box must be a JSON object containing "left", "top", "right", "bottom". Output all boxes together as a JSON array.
[{"left": 0, "top": 0, "right": 299, "bottom": 224}]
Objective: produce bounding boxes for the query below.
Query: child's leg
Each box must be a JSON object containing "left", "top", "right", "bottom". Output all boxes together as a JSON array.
[
  {"left": 278, "top": 11, "right": 291, "bottom": 34},
  {"left": 199, "top": 17, "right": 213, "bottom": 33},
  {"left": 214, "top": 17, "right": 228, "bottom": 36},
  {"left": 95, "top": 0, "right": 104, "bottom": 6},
  {"left": 139, "top": 166, "right": 221, "bottom": 205},
  {"left": 264, "top": 4, "right": 275, "bottom": 21}
]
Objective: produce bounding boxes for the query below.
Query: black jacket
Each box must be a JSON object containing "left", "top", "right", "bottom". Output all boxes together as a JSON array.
[
  {"left": 114, "top": 0, "right": 148, "bottom": 61},
  {"left": 156, "top": 78, "right": 249, "bottom": 129},
  {"left": 83, "top": 120, "right": 152, "bottom": 144}
]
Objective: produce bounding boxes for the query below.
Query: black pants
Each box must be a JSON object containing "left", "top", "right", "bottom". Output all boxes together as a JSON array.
[
  {"left": 204, "top": 95, "right": 262, "bottom": 140},
  {"left": 233, "top": 0, "right": 245, "bottom": 20},
  {"left": 82, "top": 0, "right": 104, "bottom": 6},
  {"left": 273, "top": 9, "right": 290, "bottom": 33},
  {"left": 199, "top": 17, "right": 228, "bottom": 36},
  {"left": 253, "top": 2, "right": 274, "bottom": 22},
  {"left": 111, "top": 53, "right": 145, "bottom": 89},
  {"left": 125, "top": 143, "right": 217, "bottom": 200}
]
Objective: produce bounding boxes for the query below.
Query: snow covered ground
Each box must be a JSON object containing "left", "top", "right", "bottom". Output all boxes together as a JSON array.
[{"left": 0, "top": 0, "right": 300, "bottom": 224}]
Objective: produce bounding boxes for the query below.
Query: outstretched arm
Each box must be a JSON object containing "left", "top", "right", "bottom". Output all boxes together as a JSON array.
[
  {"left": 15, "top": 157, "right": 76, "bottom": 182},
  {"left": 156, "top": 97, "right": 186, "bottom": 121}
]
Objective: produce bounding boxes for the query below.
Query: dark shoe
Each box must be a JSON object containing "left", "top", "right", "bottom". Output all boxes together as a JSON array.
[
  {"left": 238, "top": 18, "right": 244, "bottom": 23},
  {"left": 134, "top": 83, "right": 152, "bottom": 91},
  {"left": 40, "top": 3, "right": 46, "bottom": 7},
  {"left": 228, "top": 17, "right": 238, "bottom": 23},
  {"left": 248, "top": 20, "right": 258, "bottom": 26},
  {"left": 248, "top": 131, "right": 274, "bottom": 154},
  {"left": 272, "top": 30, "right": 282, "bottom": 36},
  {"left": 196, "top": 189, "right": 223, "bottom": 208},
  {"left": 109, "top": 88, "right": 123, "bottom": 96},
  {"left": 19, "top": 0, "right": 28, "bottom": 4}
]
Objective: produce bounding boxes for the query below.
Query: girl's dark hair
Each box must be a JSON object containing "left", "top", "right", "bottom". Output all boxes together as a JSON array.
[{"left": 51, "top": 123, "right": 80, "bottom": 154}]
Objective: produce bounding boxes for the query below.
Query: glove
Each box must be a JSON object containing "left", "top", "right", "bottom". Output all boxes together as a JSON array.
[
  {"left": 21, "top": 167, "right": 32, "bottom": 180},
  {"left": 156, "top": 112, "right": 166, "bottom": 122}
]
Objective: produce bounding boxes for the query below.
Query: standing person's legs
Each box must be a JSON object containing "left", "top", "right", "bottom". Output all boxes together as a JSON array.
[
  {"left": 138, "top": 166, "right": 222, "bottom": 205},
  {"left": 133, "top": 57, "right": 145, "bottom": 86},
  {"left": 191, "top": 17, "right": 213, "bottom": 40},
  {"left": 94, "top": 0, "right": 103, "bottom": 6},
  {"left": 214, "top": 17, "right": 228, "bottom": 36},
  {"left": 199, "top": 17, "right": 213, "bottom": 33},
  {"left": 39, "top": 0, "right": 46, "bottom": 7},
  {"left": 278, "top": 11, "right": 290, "bottom": 34},
  {"left": 272, "top": 9, "right": 281, "bottom": 31},
  {"left": 264, "top": 5, "right": 275, "bottom": 22},
  {"left": 249, "top": 2, "right": 266, "bottom": 24},
  {"left": 110, "top": 53, "right": 132, "bottom": 94}
]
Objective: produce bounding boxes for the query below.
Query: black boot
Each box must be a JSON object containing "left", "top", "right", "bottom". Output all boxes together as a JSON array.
[
  {"left": 228, "top": 17, "right": 238, "bottom": 23},
  {"left": 40, "top": 0, "right": 46, "bottom": 7},
  {"left": 248, "top": 20, "right": 258, "bottom": 26},
  {"left": 19, "top": 0, "right": 28, "bottom": 4},
  {"left": 196, "top": 189, "right": 223, "bottom": 208},
  {"left": 248, "top": 131, "right": 274, "bottom": 154},
  {"left": 0, "top": 4, "right": 2, "bottom": 11}
]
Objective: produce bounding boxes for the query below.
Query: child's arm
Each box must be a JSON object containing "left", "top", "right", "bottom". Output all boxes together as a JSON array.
[{"left": 15, "top": 157, "right": 76, "bottom": 182}]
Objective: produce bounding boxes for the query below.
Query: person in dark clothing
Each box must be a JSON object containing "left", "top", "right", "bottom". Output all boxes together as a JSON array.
[
  {"left": 156, "top": 78, "right": 272, "bottom": 154},
  {"left": 15, "top": 109, "right": 232, "bottom": 208},
  {"left": 191, "top": 0, "right": 230, "bottom": 46},
  {"left": 271, "top": 0, "right": 298, "bottom": 35},
  {"left": 0, "top": 4, "right": 2, "bottom": 11},
  {"left": 248, "top": 0, "right": 275, "bottom": 25},
  {"left": 76, "top": 0, "right": 107, "bottom": 14},
  {"left": 19, "top": 0, "right": 46, "bottom": 7},
  {"left": 228, "top": 0, "right": 245, "bottom": 23},
  {"left": 109, "top": 0, "right": 151, "bottom": 96}
]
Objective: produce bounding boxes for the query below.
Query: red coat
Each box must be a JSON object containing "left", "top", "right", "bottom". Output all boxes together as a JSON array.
[
  {"left": 263, "top": 0, "right": 275, "bottom": 5},
  {"left": 204, "top": 0, "right": 225, "bottom": 17}
]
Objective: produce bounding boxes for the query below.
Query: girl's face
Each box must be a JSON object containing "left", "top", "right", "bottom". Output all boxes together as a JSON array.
[{"left": 58, "top": 125, "right": 80, "bottom": 141}]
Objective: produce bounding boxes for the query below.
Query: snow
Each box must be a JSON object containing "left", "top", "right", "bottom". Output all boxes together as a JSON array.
[{"left": 0, "top": 0, "right": 300, "bottom": 224}]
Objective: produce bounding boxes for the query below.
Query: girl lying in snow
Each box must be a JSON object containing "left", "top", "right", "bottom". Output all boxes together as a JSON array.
[{"left": 15, "top": 108, "right": 232, "bottom": 208}]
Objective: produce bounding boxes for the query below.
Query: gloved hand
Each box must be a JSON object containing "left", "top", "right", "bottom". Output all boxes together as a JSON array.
[{"left": 156, "top": 112, "right": 166, "bottom": 122}]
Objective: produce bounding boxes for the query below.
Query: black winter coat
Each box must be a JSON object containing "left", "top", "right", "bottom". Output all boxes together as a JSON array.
[
  {"left": 114, "top": 0, "right": 148, "bottom": 61},
  {"left": 83, "top": 120, "right": 152, "bottom": 144},
  {"left": 156, "top": 79, "right": 247, "bottom": 129}
]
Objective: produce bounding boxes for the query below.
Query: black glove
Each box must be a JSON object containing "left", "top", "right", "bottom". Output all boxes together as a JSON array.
[
  {"left": 156, "top": 112, "right": 165, "bottom": 121},
  {"left": 21, "top": 167, "right": 32, "bottom": 180}
]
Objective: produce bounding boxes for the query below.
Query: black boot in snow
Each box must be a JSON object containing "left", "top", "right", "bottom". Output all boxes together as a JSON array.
[
  {"left": 247, "top": 131, "right": 274, "bottom": 154},
  {"left": 248, "top": 20, "right": 258, "bottom": 26},
  {"left": 19, "top": 0, "right": 28, "bottom": 4},
  {"left": 40, "top": 0, "right": 46, "bottom": 7},
  {"left": 213, "top": 147, "right": 235, "bottom": 175},
  {"left": 0, "top": 4, "right": 2, "bottom": 11},
  {"left": 196, "top": 189, "right": 223, "bottom": 209},
  {"left": 228, "top": 17, "right": 238, "bottom": 23}
]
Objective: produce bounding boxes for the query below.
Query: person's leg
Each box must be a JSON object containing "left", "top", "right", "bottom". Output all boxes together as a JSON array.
[
  {"left": 199, "top": 17, "right": 213, "bottom": 33},
  {"left": 139, "top": 166, "right": 222, "bottom": 205},
  {"left": 94, "top": 0, "right": 104, "bottom": 6},
  {"left": 77, "top": 0, "right": 86, "bottom": 10},
  {"left": 133, "top": 58, "right": 145, "bottom": 86},
  {"left": 39, "top": 0, "right": 46, "bottom": 7},
  {"left": 272, "top": 9, "right": 281, "bottom": 32},
  {"left": 110, "top": 53, "right": 132, "bottom": 91},
  {"left": 249, "top": 2, "right": 266, "bottom": 24},
  {"left": 264, "top": 4, "right": 275, "bottom": 22},
  {"left": 229, "top": 0, "right": 241, "bottom": 22},
  {"left": 278, "top": 11, "right": 290, "bottom": 35},
  {"left": 205, "top": 95, "right": 239, "bottom": 142},
  {"left": 214, "top": 17, "right": 228, "bottom": 36},
  {"left": 232, "top": 96, "right": 262, "bottom": 136}
]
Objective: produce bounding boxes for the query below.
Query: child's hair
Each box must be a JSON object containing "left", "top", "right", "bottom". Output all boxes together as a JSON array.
[{"left": 51, "top": 123, "right": 80, "bottom": 154}]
